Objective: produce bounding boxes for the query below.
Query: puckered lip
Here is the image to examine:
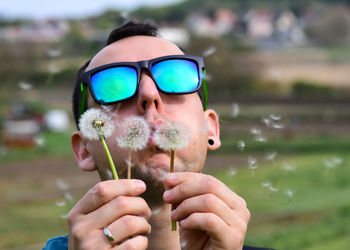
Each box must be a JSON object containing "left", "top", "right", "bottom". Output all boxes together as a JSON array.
[{"left": 147, "top": 120, "right": 164, "bottom": 147}]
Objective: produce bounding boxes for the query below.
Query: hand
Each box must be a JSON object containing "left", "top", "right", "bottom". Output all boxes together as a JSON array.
[
  {"left": 163, "top": 173, "right": 250, "bottom": 250},
  {"left": 68, "top": 179, "right": 152, "bottom": 250}
]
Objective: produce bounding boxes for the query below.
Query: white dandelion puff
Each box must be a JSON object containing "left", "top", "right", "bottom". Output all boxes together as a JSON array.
[
  {"left": 117, "top": 116, "right": 150, "bottom": 151},
  {"left": 79, "top": 108, "right": 114, "bottom": 140},
  {"left": 154, "top": 121, "right": 191, "bottom": 151}
]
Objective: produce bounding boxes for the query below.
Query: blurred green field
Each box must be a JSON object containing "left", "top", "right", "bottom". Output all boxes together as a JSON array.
[{"left": 0, "top": 102, "right": 349, "bottom": 249}]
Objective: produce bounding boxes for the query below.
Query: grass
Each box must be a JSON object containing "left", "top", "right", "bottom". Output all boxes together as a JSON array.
[{"left": 209, "top": 153, "right": 350, "bottom": 250}]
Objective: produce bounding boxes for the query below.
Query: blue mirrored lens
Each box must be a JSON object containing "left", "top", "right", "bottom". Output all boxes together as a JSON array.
[
  {"left": 91, "top": 67, "right": 137, "bottom": 103},
  {"left": 152, "top": 59, "right": 199, "bottom": 93}
]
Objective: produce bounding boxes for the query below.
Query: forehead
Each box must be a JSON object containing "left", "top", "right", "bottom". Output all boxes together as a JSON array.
[{"left": 87, "top": 35, "right": 184, "bottom": 71}]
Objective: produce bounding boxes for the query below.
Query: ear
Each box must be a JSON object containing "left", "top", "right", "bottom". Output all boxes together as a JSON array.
[
  {"left": 71, "top": 131, "right": 97, "bottom": 171},
  {"left": 204, "top": 108, "right": 221, "bottom": 150}
]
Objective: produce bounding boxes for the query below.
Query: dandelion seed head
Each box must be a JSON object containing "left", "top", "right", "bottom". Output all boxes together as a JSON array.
[
  {"left": 117, "top": 117, "right": 150, "bottom": 151},
  {"left": 154, "top": 121, "right": 190, "bottom": 151},
  {"left": 79, "top": 108, "right": 114, "bottom": 140}
]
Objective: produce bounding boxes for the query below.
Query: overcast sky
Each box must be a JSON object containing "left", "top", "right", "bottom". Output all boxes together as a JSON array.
[{"left": 0, "top": 0, "right": 183, "bottom": 19}]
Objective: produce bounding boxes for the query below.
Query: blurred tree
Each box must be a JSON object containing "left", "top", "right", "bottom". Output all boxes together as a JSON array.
[{"left": 305, "top": 4, "right": 350, "bottom": 46}]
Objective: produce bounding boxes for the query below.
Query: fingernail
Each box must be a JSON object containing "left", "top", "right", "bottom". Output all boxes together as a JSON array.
[
  {"left": 167, "top": 173, "right": 177, "bottom": 182},
  {"left": 163, "top": 190, "right": 172, "bottom": 200},
  {"left": 135, "top": 180, "right": 146, "bottom": 190}
]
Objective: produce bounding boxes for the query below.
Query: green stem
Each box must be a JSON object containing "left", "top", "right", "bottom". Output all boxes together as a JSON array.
[
  {"left": 170, "top": 149, "right": 177, "bottom": 231},
  {"left": 100, "top": 136, "right": 118, "bottom": 180},
  {"left": 127, "top": 150, "right": 131, "bottom": 179}
]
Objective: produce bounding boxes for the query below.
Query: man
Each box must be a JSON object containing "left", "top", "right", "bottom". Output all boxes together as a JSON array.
[{"left": 43, "top": 20, "right": 269, "bottom": 250}]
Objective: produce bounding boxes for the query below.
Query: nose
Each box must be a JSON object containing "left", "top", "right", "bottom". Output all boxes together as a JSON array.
[{"left": 136, "top": 70, "right": 163, "bottom": 114}]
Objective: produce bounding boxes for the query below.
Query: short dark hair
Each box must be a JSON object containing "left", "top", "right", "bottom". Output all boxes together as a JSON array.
[
  {"left": 72, "top": 20, "right": 206, "bottom": 130},
  {"left": 72, "top": 20, "right": 160, "bottom": 128}
]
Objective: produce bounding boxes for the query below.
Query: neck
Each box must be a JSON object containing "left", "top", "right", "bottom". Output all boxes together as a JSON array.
[{"left": 147, "top": 203, "right": 180, "bottom": 250}]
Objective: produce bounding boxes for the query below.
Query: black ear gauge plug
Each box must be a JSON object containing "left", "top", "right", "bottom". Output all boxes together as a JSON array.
[{"left": 208, "top": 139, "right": 214, "bottom": 145}]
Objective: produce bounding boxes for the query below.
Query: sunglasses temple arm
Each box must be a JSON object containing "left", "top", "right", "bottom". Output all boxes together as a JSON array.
[
  {"left": 79, "top": 83, "right": 88, "bottom": 117},
  {"left": 202, "top": 69, "right": 208, "bottom": 111}
]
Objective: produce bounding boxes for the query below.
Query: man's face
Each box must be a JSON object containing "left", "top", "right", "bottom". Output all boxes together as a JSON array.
[{"left": 73, "top": 35, "right": 219, "bottom": 204}]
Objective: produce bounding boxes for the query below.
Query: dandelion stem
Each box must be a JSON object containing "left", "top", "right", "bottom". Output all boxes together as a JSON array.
[
  {"left": 127, "top": 150, "right": 131, "bottom": 179},
  {"left": 100, "top": 136, "right": 118, "bottom": 180},
  {"left": 170, "top": 149, "right": 177, "bottom": 231}
]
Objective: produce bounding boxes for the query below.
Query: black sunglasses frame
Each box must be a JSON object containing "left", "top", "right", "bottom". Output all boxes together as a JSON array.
[{"left": 79, "top": 55, "right": 208, "bottom": 117}]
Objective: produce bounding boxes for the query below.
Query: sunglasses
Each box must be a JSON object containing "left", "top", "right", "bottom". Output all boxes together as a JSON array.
[{"left": 79, "top": 55, "right": 208, "bottom": 117}]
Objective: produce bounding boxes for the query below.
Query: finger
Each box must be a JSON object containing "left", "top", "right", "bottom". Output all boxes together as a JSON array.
[
  {"left": 163, "top": 173, "right": 246, "bottom": 209},
  {"left": 107, "top": 215, "right": 151, "bottom": 244},
  {"left": 71, "top": 179, "right": 146, "bottom": 215},
  {"left": 87, "top": 196, "right": 151, "bottom": 228},
  {"left": 115, "top": 235, "right": 148, "bottom": 250},
  {"left": 171, "top": 194, "right": 237, "bottom": 227}
]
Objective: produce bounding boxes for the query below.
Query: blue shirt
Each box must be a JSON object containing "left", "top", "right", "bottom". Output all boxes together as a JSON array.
[{"left": 42, "top": 235, "right": 273, "bottom": 250}]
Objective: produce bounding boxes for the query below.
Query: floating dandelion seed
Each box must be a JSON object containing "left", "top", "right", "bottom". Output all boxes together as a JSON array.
[
  {"left": 60, "top": 213, "right": 69, "bottom": 219},
  {"left": 34, "top": 136, "right": 45, "bottom": 147},
  {"left": 231, "top": 103, "right": 240, "bottom": 118},
  {"left": 64, "top": 192, "right": 74, "bottom": 202},
  {"left": 272, "top": 123, "right": 284, "bottom": 129},
  {"left": 55, "top": 179, "right": 70, "bottom": 191},
  {"left": 117, "top": 117, "right": 150, "bottom": 179},
  {"left": 228, "top": 167, "right": 237, "bottom": 176},
  {"left": 248, "top": 156, "right": 259, "bottom": 176},
  {"left": 261, "top": 181, "right": 272, "bottom": 188},
  {"left": 19, "top": 81, "right": 32, "bottom": 90},
  {"left": 154, "top": 121, "right": 190, "bottom": 231},
  {"left": 262, "top": 117, "right": 272, "bottom": 127},
  {"left": 265, "top": 151, "right": 277, "bottom": 161},
  {"left": 270, "top": 113, "right": 282, "bottom": 121},
  {"left": 202, "top": 46, "right": 217, "bottom": 57},
  {"left": 285, "top": 189, "right": 295, "bottom": 201},
  {"left": 282, "top": 163, "right": 295, "bottom": 172},
  {"left": 255, "top": 134, "right": 267, "bottom": 142},
  {"left": 237, "top": 140, "right": 245, "bottom": 151},
  {"left": 79, "top": 108, "right": 118, "bottom": 180},
  {"left": 250, "top": 127, "right": 262, "bottom": 135},
  {"left": 180, "top": 240, "right": 188, "bottom": 248},
  {"left": 55, "top": 200, "right": 67, "bottom": 207}
]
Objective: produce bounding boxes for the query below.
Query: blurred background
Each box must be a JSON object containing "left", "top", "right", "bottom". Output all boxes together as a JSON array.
[{"left": 0, "top": 0, "right": 350, "bottom": 249}]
